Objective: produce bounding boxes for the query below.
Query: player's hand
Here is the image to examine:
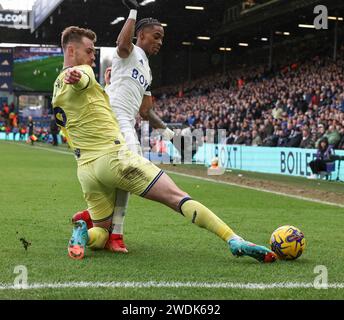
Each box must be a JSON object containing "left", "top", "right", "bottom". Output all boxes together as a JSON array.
[
  {"left": 161, "top": 127, "right": 175, "bottom": 141},
  {"left": 122, "top": 0, "right": 139, "bottom": 10},
  {"left": 64, "top": 68, "right": 82, "bottom": 84},
  {"left": 104, "top": 67, "right": 111, "bottom": 85}
]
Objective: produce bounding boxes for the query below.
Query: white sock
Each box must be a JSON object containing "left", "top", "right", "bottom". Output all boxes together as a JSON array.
[{"left": 112, "top": 189, "right": 129, "bottom": 235}]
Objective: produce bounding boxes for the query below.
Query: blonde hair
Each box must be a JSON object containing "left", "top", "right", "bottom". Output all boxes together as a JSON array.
[{"left": 61, "top": 26, "right": 96, "bottom": 50}]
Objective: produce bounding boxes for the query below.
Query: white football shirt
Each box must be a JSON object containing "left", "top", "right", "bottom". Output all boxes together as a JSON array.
[{"left": 106, "top": 44, "right": 152, "bottom": 134}]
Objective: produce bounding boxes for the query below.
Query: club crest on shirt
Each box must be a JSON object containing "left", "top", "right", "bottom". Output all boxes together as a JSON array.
[{"left": 55, "top": 79, "right": 63, "bottom": 89}]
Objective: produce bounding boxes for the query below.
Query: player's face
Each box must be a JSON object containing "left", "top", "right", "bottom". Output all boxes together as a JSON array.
[
  {"left": 74, "top": 37, "right": 96, "bottom": 67},
  {"left": 142, "top": 26, "right": 164, "bottom": 56}
]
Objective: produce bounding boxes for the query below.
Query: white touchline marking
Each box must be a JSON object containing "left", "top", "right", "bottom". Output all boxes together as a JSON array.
[
  {"left": 1, "top": 141, "right": 73, "bottom": 156},
  {"left": 165, "top": 170, "right": 344, "bottom": 209},
  {"left": 0, "top": 281, "right": 343, "bottom": 290},
  {"left": 3, "top": 141, "right": 343, "bottom": 208},
  {"left": 31, "top": 145, "right": 72, "bottom": 155}
]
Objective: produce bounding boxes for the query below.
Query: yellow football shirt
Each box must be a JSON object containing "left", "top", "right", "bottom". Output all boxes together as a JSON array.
[{"left": 52, "top": 64, "right": 125, "bottom": 165}]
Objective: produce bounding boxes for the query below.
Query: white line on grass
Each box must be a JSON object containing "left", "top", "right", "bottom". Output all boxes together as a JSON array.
[
  {"left": 1, "top": 141, "right": 73, "bottom": 156},
  {"left": 4, "top": 141, "right": 343, "bottom": 208},
  {"left": 31, "top": 145, "right": 72, "bottom": 156},
  {"left": 165, "top": 170, "right": 344, "bottom": 209},
  {"left": 0, "top": 281, "right": 343, "bottom": 290}
]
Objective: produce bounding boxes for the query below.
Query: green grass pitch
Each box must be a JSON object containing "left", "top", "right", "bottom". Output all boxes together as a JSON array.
[
  {"left": 0, "top": 141, "right": 343, "bottom": 299},
  {"left": 13, "top": 56, "right": 63, "bottom": 92}
]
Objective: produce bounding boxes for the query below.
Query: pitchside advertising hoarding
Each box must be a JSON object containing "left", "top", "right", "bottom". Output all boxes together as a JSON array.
[
  {"left": 0, "top": 47, "right": 13, "bottom": 92},
  {"left": 142, "top": 141, "right": 344, "bottom": 180},
  {"left": 193, "top": 144, "right": 344, "bottom": 180}
]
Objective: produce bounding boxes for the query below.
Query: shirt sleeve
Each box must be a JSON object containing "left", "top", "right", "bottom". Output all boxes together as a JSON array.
[
  {"left": 144, "top": 84, "right": 152, "bottom": 96},
  {"left": 72, "top": 65, "right": 95, "bottom": 91},
  {"left": 115, "top": 44, "right": 135, "bottom": 59}
]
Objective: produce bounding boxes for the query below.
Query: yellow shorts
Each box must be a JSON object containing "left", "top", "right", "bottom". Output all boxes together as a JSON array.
[{"left": 77, "top": 147, "right": 163, "bottom": 222}]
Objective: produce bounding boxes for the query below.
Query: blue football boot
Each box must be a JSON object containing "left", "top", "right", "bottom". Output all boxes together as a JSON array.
[
  {"left": 229, "top": 238, "right": 277, "bottom": 263},
  {"left": 68, "top": 220, "right": 89, "bottom": 260}
]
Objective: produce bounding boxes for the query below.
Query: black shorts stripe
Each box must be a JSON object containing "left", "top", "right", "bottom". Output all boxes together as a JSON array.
[
  {"left": 91, "top": 211, "right": 114, "bottom": 223},
  {"left": 140, "top": 170, "right": 164, "bottom": 197}
]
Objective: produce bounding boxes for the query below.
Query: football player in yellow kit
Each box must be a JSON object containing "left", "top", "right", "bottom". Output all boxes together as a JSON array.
[
  {"left": 53, "top": 24, "right": 276, "bottom": 263},
  {"left": 72, "top": 0, "right": 175, "bottom": 254}
]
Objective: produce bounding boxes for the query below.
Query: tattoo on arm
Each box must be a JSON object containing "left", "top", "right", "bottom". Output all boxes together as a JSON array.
[{"left": 147, "top": 109, "right": 166, "bottom": 129}]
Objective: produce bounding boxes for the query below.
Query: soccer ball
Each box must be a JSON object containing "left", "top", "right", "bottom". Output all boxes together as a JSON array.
[{"left": 270, "top": 225, "right": 306, "bottom": 260}]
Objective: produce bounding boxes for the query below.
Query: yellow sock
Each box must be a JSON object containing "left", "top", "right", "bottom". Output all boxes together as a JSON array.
[
  {"left": 180, "top": 199, "right": 236, "bottom": 242},
  {"left": 87, "top": 227, "right": 109, "bottom": 250}
]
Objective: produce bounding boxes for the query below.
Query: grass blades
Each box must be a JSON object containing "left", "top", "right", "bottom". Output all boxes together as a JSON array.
[{"left": 0, "top": 141, "right": 343, "bottom": 299}]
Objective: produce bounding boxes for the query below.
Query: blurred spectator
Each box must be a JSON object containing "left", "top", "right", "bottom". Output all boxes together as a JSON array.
[
  {"left": 308, "top": 137, "right": 334, "bottom": 179},
  {"left": 251, "top": 129, "right": 262, "bottom": 146},
  {"left": 19, "top": 125, "right": 27, "bottom": 141},
  {"left": 286, "top": 126, "right": 302, "bottom": 147},
  {"left": 27, "top": 116, "right": 35, "bottom": 145},
  {"left": 12, "top": 125, "right": 19, "bottom": 141},
  {"left": 5, "top": 125, "right": 10, "bottom": 140},
  {"left": 299, "top": 128, "right": 315, "bottom": 149},
  {"left": 322, "top": 124, "right": 341, "bottom": 148},
  {"left": 272, "top": 101, "right": 284, "bottom": 120},
  {"left": 50, "top": 115, "right": 59, "bottom": 146}
]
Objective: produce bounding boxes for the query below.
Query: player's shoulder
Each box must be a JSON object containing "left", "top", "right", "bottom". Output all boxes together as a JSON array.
[
  {"left": 74, "top": 64, "right": 94, "bottom": 75},
  {"left": 114, "top": 44, "right": 137, "bottom": 59},
  {"left": 132, "top": 44, "right": 140, "bottom": 52},
  {"left": 53, "top": 69, "right": 65, "bottom": 91},
  {"left": 58, "top": 65, "right": 93, "bottom": 77},
  {"left": 132, "top": 44, "right": 147, "bottom": 58}
]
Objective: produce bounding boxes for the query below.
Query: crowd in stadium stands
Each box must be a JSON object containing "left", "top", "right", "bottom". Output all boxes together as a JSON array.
[
  {"left": 148, "top": 49, "right": 344, "bottom": 151},
  {"left": 0, "top": 101, "right": 62, "bottom": 145},
  {"left": 2, "top": 45, "right": 344, "bottom": 151},
  {"left": 14, "top": 50, "right": 43, "bottom": 60},
  {"left": 0, "top": 101, "right": 20, "bottom": 139}
]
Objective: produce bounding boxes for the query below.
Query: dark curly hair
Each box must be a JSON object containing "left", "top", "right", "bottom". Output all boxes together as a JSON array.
[{"left": 135, "top": 18, "right": 162, "bottom": 35}]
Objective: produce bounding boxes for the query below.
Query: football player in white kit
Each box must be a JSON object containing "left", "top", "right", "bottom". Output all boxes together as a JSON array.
[{"left": 72, "top": 0, "right": 174, "bottom": 252}]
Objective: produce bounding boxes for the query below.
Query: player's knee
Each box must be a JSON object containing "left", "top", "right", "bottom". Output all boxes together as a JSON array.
[{"left": 87, "top": 227, "right": 109, "bottom": 250}]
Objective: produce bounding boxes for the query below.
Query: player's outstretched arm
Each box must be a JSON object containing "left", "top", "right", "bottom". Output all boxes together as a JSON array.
[
  {"left": 139, "top": 95, "right": 175, "bottom": 140},
  {"left": 139, "top": 95, "right": 164, "bottom": 128},
  {"left": 64, "top": 68, "right": 82, "bottom": 84},
  {"left": 117, "top": 0, "right": 139, "bottom": 58},
  {"left": 64, "top": 67, "right": 90, "bottom": 90}
]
